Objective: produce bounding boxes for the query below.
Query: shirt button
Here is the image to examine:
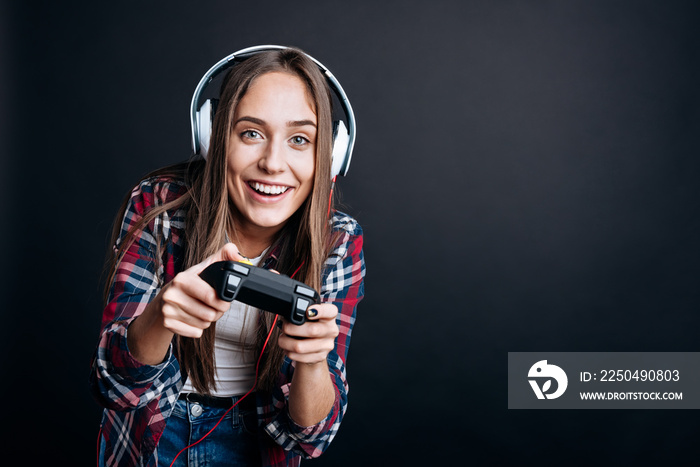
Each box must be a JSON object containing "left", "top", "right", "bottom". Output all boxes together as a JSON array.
[{"left": 191, "top": 403, "right": 203, "bottom": 417}]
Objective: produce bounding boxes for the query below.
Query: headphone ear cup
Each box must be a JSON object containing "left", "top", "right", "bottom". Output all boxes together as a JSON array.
[
  {"left": 330, "top": 120, "right": 350, "bottom": 179},
  {"left": 197, "top": 99, "right": 218, "bottom": 158}
]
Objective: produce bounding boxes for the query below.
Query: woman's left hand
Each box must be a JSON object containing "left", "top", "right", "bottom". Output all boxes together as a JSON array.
[{"left": 278, "top": 303, "right": 339, "bottom": 364}]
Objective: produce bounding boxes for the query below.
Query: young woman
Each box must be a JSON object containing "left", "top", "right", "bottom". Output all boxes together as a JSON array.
[{"left": 90, "top": 46, "right": 365, "bottom": 466}]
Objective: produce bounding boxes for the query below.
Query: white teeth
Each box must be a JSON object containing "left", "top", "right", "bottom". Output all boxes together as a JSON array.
[{"left": 252, "top": 182, "right": 289, "bottom": 195}]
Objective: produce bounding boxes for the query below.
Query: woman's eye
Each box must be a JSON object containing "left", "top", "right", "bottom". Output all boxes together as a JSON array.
[
  {"left": 242, "top": 130, "right": 261, "bottom": 139},
  {"left": 290, "top": 136, "right": 309, "bottom": 146}
]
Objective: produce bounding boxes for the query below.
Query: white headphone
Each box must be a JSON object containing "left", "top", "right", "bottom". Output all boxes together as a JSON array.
[{"left": 190, "top": 45, "right": 356, "bottom": 179}]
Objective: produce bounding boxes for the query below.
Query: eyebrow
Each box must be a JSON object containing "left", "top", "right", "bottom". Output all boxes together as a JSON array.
[
  {"left": 288, "top": 119, "right": 317, "bottom": 128},
  {"left": 235, "top": 116, "right": 317, "bottom": 128}
]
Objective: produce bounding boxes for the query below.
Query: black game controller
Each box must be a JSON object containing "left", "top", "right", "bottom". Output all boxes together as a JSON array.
[{"left": 199, "top": 261, "right": 320, "bottom": 325}]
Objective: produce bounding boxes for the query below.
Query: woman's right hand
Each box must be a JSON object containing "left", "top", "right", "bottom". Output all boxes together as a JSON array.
[{"left": 127, "top": 243, "right": 245, "bottom": 364}]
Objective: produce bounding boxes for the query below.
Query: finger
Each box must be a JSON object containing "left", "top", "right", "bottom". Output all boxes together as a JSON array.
[
  {"left": 161, "top": 286, "right": 226, "bottom": 326},
  {"left": 161, "top": 301, "right": 220, "bottom": 338},
  {"left": 282, "top": 318, "right": 338, "bottom": 340},
  {"left": 305, "top": 303, "right": 338, "bottom": 321},
  {"left": 168, "top": 273, "right": 230, "bottom": 313},
  {"left": 189, "top": 242, "right": 247, "bottom": 275},
  {"left": 162, "top": 315, "right": 209, "bottom": 338},
  {"left": 217, "top": 242, "right": 247, "bottom": 263},
  {"left": 278, "top": 332, "right": 335, "bottom": 356}
]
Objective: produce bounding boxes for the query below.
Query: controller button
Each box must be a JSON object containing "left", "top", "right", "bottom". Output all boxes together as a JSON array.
[
  {"left": 232, "top": 264, "right": 250, "bottom": 275},
  {"left": 295, "top": 298, "right": 310, "bottom": 313},
  {"left": 226, "top": 275, "right": 241, "bottom": 292},
  {"left": 295, "top": 286, "right": 316, "bottom": 298}
]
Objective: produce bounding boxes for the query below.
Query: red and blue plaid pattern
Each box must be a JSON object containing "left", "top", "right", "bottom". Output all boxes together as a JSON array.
[{"left": 90, "top": 174, "right": 365, "bottom": 466}]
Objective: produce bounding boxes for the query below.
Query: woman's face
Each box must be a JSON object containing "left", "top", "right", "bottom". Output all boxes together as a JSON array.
[{"left": 226, "top": 71, "right": 317, "bottom": 239}]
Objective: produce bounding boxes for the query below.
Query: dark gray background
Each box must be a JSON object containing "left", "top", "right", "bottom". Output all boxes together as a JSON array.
[{"left": 3, "top": 1, "right": 699, "bottom": 465}]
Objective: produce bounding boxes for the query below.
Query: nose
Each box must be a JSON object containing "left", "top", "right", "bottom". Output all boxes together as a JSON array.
[{"left": 258, "top": 138, "right": 285, "bottom": 174}]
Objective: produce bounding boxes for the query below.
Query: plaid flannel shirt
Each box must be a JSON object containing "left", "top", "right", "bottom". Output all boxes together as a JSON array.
[{"left": 90, "top": 174, "right": 365, "bottom": 466}]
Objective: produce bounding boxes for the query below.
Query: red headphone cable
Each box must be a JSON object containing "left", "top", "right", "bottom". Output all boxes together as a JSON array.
[
  {"left": 97, "top": 264, "right": 306, "bottom": 466},
  {"left": 168, "top": 313, "right": 279, "bottom": 467},
  {"left": 327, "top": 176, "right": 336, "bottom": 219},
  {"left": 168, "top": 262, "right": 303, "bottom": 466},
  {"left": 96, "top": 315, "right": 279, "bottom": 467}
]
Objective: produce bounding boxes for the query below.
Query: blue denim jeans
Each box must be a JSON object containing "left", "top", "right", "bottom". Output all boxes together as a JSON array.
[{"left": 157, "top": 396, "right": 261, "bottom": 466}]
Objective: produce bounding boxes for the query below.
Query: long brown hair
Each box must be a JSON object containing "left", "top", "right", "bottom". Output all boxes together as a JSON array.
[{"left": 105, "top": 47, "right": 336, "bottom": 393}]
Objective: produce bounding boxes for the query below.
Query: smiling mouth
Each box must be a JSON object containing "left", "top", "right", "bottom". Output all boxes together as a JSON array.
[{"left": 248, "top": 181, "right": 290, "bottom": 196}]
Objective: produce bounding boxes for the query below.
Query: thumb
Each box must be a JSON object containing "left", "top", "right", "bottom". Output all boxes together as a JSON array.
[
  {"left": 217, "top": 242, "right": 247, "bottom": 263},
  {"left": 190, "top": 242, "right": 246, "bottom": 274}
]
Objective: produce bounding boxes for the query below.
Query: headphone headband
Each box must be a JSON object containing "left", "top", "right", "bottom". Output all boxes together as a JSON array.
[{"left": 190, "top": 45, "right": 356, "bottom": 178}]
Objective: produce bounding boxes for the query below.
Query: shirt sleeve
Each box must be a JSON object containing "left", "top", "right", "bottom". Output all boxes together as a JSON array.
[
  {"left": 263, "top": 213, "right": 366, "bottom": 458},
  {"left": 89, "top": 178, "right": 186, "bottom": 411}
]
